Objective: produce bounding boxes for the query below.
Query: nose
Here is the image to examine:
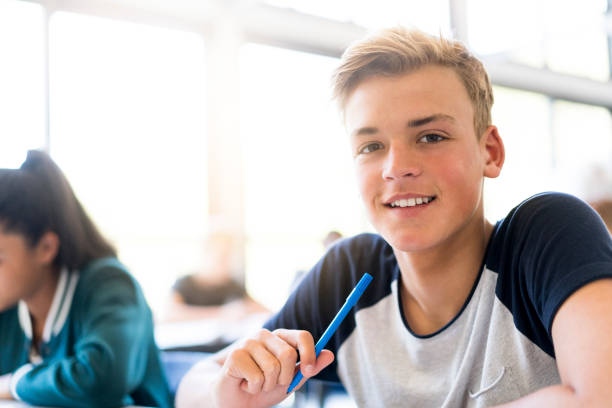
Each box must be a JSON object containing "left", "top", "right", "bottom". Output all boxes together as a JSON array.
[{"left": 381, "top": 142, "right": 422, "bottom": 180}]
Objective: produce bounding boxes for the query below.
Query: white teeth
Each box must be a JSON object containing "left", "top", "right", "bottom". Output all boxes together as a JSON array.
[{"left": 390, "top": 196, "right": 434, "bottom": 207}]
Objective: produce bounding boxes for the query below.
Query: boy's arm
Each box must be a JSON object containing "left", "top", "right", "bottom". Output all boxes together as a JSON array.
[
  {"left": 496, "top": 278, "right": 612, "bottom": 407},
  {"left": 175, "top": 328, "right": 334, "bottom": 408},
  {"left": 178, "top": 237, "right": 352, "bottom": 408}
]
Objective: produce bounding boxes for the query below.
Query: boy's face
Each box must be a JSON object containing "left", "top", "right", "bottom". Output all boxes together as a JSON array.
[
  {"left": 0, "top": 229, "right": 48, "bottom": 311},
  {"left": 345, "top": 65, "right": 500, "bottom": 252}
]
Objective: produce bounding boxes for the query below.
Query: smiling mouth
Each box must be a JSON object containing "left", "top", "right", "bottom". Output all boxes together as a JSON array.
[{"left": 385, "top": 196, "right": 436, "bottom": 208}]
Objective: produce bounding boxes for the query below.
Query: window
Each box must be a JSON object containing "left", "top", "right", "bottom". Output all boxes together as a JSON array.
[
  {"left": 49, "top": 12, "right": 207, "bottom": 315},
  {"left": 240, "top": 44, "right": 370, "bottom": 309},
  {"left": 0, "top": 0, "right": 45, "bottom": 167},
  {"left": 261, "top": 0, "right": 451, "bottom": 35},
  {"left": 551, "top": 101, "right": 612, "bottom": 199},
  {"left": 485, "top": 88, "right": 612, "bottom": 222},
  {"left": 467, "top": 0, "right": 610, "bottom": 81},
  {"left": 485, "top": 87, "right": 553, "bottom": 221}
]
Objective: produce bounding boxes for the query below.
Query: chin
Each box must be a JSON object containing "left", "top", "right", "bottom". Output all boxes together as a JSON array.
[
  {"left": 381, "top": 232, "right": 436, "bottom": 253},
  {"left": 0, "top": 299, "right": 16, "bottom": 313}
]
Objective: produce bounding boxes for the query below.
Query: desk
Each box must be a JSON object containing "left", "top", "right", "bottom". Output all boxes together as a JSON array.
[
  {"left": 154, "top": 313, "right": 268, "bottom": 353},
  {"left": 155, "top": 314, "right": 268, "bottom": 395},
  {"left": 0, "top": 403, "right": 148, "bottom": 408}
]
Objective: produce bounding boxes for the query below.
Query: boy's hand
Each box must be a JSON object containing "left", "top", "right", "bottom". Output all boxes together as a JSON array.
[
  {"left": 0, "top": 374, "right": 14, "bottom": 399},
  {"left": 212, "top": 328, "right": 334, "bottom": 408}
]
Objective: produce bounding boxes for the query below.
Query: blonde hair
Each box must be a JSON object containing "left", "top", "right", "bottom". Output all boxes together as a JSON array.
[{"left": 331, "top": 27, "right": 493, "bottom": 138}]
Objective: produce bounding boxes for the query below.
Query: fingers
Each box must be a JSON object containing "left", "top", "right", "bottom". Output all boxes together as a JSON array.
[
  {"left": 223, "top": 346, "right": 266, "bottom": 394},
  {"left": 260, "top": 332, "right": 299, "bottom": 386},
  {"left": 223, "top": 329, "right": 315, "bottom": 395},
  {"left": 272, "top": 329, "right": 317, "bottom": 377}
]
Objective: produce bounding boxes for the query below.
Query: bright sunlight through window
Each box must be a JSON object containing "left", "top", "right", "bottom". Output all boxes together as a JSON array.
[
  {"left": 240, "top": 44, "right": 371, "bottom": 310},
  {"left": 0, "top": 0, "right": 45, "bottom": 168},
  {"left": 48, "top": 12, "right": 208, "bottom": 316}
]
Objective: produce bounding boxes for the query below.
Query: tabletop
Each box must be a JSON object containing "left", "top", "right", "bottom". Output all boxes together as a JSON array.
[
  {"left": 154, "top": 313, "right": 268, "bottom": 352},
  {"left": 0, "top": 403, "right": 148, "bottom": 408}
]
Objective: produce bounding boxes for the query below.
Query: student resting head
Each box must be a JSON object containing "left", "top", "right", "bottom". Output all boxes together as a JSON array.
[
  {"left": 0, "top": 150, "right": 171, "bottom": 407},
  {"left": 176, "top": 27, "right": 612, "bottom": 408}
]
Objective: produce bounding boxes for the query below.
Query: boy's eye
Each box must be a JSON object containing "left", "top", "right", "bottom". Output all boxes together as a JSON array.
[
  {"left": 419, "top": 133, "right": 446, "bottom": 143},
  {"left": 359, "top": 142, "right": 384, "bottom": 154}
]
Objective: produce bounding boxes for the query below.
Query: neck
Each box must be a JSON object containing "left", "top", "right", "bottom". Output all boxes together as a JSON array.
[
  {"left": 394, "top": 216, "right": 493, "bottom": 336},
  {"left": 24, "top": 265, "right": 60, "bottom": 343}
]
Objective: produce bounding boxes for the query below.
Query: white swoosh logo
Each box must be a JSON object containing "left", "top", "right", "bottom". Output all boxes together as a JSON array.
[{"left": 469, "top": 367, "right": 506, "bottom": 399}]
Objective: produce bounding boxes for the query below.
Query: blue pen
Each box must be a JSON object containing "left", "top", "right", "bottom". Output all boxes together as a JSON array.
[{"left": 286, "top": 272, "right": 373, "bottom": 393}]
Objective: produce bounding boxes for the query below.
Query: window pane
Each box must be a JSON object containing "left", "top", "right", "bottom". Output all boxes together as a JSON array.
[
  {"left": 485, "top": 87, "right": 553, "bottom": 221},
  {"left": 261, "top": 0, "right": 451, "bottom": 34},
  {"left": 551, "top": 101, "right": 612, "bottom": 200},
  {"left": 485, "top": 88, "right": 612, "bottom": 221},
  {"left": 0, "top": 1, "right": 45, "bottom": 167},
  {"left": 240, "top": 44, "right": 369, "bottom": 309},
  {"left": 542, "top": 0, "right": 610, "bottom": 80},
  {"left": 49, "top": 12, "right": 207, "bottom": 314},
  {"left": 467, "top": 0, "right": 609, "bottom": 80}
]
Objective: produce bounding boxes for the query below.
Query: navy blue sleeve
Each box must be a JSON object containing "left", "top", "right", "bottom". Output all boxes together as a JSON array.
[
  {"left": 490, "top": 192, "right": 612, "bottom": 357},
  {"left": 263, "top": 233, "right": 395, "bottom": 382},
  {"left": 262, "top": 241, "right": 352, "bottom": 383}
]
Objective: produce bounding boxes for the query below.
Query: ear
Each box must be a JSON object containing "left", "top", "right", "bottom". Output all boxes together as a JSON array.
[
  {"left": 480, "top": 125, "right": 505, "bottom": 179},
  {"left": 35, "top": 231, "right": 60, "bottom": 266}
]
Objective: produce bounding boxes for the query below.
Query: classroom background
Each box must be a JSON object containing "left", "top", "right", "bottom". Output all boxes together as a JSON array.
[{"left": 1, "top": 0, "right": 611, "bottom": 345}]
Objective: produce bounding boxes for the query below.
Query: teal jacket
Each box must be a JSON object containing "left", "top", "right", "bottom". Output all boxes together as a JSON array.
[{"left": 0, "top": 258, "right": 171, "bottom": 408}]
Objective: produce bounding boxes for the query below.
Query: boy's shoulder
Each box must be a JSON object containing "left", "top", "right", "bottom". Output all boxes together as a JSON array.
[
  {"left": 507, "top": 191, "right": 592, "bottom": 218},
  {"left": 486, "top": 191, "right": 612, "bottom": 355},
  {"left": 327, "top": 232, "right": 394, "bottom": 260},
  {"left": 309, "top": 232, "right": 399, "bottom": 309},
  {"left": 323, "top": 232, "right": 397, "bottom": 277},
  {"left": 489, "top": 191, "right": 603, "bottom": 256}
]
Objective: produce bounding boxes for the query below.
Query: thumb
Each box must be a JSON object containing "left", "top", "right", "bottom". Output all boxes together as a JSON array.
[
  {"left": 311, "top": 349, "right": 335, "bottom": 376},
  {"left": 299, "top": 349, "right": 335, "bottom": 380}
]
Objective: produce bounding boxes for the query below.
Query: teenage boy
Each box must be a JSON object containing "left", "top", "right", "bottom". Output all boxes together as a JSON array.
[{"left": 176, "top": 27, "right": 612, "bottom": 407}]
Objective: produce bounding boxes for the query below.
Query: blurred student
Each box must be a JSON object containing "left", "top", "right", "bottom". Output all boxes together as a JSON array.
[
  {"left": 322, "top": 230, "right": 343, "bottom": 249},
  {"left": 590, "top": 199, "right": 612, "bottom": 233},
  {"left": 0, "top": 151, "right": 171, "bottom": 407},
  {"left": 176, "top": 27, "right": 612, "bottom": 408},
  {"left": 579, "top": 165, "right": 612, "bottom": 234},
  {"left": 164, "top": 228, "right": 268, "bottom": 322},
  {"left": 291, "top": 230, "right": 344, "bottom": 291}
]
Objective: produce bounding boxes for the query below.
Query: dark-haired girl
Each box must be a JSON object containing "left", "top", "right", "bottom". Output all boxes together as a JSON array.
[{"left": 0, "top": 151, "right": 171, "bottom": 407}]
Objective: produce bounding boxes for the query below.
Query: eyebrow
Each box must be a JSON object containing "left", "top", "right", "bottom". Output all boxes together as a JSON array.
[
  {"left": 351, "top": 113, "right": 456, "bottom": 138},
  {"left": 407, "top": 113, "right": 455, "bottom": 128}
]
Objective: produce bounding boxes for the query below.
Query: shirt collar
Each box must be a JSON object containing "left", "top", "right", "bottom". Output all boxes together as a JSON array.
[{"left": 18, "top": 267, "right": 80, "bottom": 343}]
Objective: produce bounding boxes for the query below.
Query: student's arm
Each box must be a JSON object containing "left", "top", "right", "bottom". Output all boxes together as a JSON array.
[
  {"left": 496, "top": 278, "right": 612, "bottom": 407},
  {"left": 10, "top": 268, "right": 161, "bottom": 407},
  {"left": 175, "top": 328, "right": 334, "bottom": 408},
  {"left": 0, "top": 374, "right": 11, "bottom": 399}
]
